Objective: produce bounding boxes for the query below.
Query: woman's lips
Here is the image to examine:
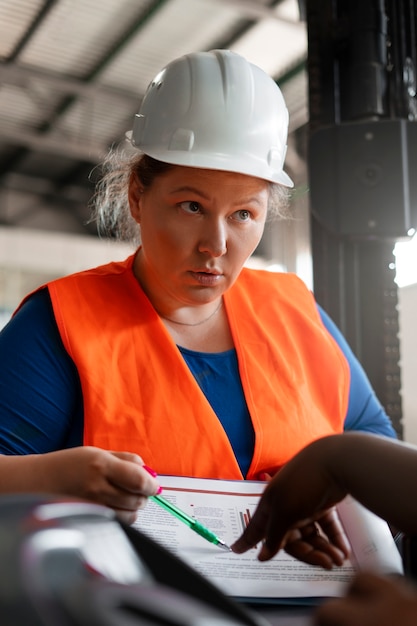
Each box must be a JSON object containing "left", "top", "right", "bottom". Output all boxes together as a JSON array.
[{"left": 189, "top": 270, "right": 223, "bottom": 286}]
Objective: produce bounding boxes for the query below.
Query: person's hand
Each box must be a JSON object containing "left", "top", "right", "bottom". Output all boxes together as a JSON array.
[
  {"left": 233, "top": 503, "right": 349, "bottom": 569},
  {"left": 35, "top": 446, "right": 161, "bottom": 524},
  {"left": 314, "top": 572, "right": 417, "bottom": 626},
  {"left": 279, "top": 508, "right": 350, "bottom": 569},
  {"left": 231, "top": 440, "right": 351, "bottom": 566}
]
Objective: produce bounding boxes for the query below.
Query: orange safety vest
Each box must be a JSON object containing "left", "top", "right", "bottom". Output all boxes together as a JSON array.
[{"left": 46, "top": 253, "right": 349, "bottom": 480}]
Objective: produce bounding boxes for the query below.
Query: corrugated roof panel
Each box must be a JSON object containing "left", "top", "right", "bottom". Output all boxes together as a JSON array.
[
  {"left": 97, "top": 0, "right": 243, "bottom": 91},
  {"left": 232, "top": 0, "right": 306, "bottom": 78},
  {"left": 232, "top": 17, "right": 306, "bottom": 78},
  {"left": 51, "top": 96, "right": 133, "bottom": 147},
  {"left": 0, "top": 0, "right": 45, "bottom": 59},
  {"left": 18, "top": 0, "right": 155, "bottom": 77}
]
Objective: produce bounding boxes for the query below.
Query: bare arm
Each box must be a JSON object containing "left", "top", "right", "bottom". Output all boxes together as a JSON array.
[
  {"left": 0, "top": 447, "right": 160, "bottom": 524},
  {"left": 232, "top": 432, "right": 417, "bottom": 561}
]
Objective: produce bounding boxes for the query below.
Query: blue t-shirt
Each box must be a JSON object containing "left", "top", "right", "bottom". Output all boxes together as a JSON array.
[{"left": 0, "top": 288, "right": 396, "bottom": 475}]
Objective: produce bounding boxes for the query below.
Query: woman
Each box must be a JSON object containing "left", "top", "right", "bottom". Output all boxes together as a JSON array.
[{"left": 0, "top": 50, "right": 395, "bottom": 524}]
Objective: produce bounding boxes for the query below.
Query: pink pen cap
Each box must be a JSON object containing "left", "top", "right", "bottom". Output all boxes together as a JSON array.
[{"left": 143, "top": 464, "right": 162, "bottom": 494}]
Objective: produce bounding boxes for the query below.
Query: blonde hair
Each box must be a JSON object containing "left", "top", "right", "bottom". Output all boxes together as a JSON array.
[{"left": 89, "top": 147, "right": 291, "bottom": 243}]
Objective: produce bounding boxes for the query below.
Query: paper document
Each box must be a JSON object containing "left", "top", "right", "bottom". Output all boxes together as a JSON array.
[{"left": 133, "top": 475, "right": 403, "bottom": 604}]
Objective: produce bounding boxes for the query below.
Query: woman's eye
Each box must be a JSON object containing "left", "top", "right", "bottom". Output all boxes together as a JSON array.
[
  {"left": 179, "top": 201, "right": 201, "bottom": 214},
  {"left": 234, "top": 209, "right": 251, "bottom": 222}
]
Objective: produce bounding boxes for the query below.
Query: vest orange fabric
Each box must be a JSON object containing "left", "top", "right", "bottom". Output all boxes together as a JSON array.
[{"left": 46, "top": 253, "right": 350, "bottom": 480}]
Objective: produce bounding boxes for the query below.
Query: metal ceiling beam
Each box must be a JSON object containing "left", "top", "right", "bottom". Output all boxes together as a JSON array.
[
  {"left": 0, "top": 63, "right": 140, "bottom": 105},
  {"left": 1, "top": 172, "right": 91, "bottom": 199},
  {"left": 0, "top": 127, "right": 105, "bottom": 163},
  {"left": 0, "top": 0, "right": 171, "bottom": 180},
  {"left": 7, "top": 0, "right": 60, "bottom": 62}
]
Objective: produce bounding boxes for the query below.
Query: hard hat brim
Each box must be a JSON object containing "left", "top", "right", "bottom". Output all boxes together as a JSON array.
[{"left": 138, "top": 146, "right": 294, "bottom": 188}]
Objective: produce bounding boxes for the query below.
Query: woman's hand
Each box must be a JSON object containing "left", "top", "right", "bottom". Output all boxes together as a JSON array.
[
  {"left": 0, "top": 447, "right": 161, "bottom": 524},
  {"left": 315, "top": 572, "right": 417, "bottom": 626},
  {"left": 45, "top": 447, "right": 161, "bottom": 523}
]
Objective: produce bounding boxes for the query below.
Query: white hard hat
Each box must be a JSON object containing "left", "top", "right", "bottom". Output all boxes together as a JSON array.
[{"left": 130, "top": 49, "right": 293, "bottom": 187}]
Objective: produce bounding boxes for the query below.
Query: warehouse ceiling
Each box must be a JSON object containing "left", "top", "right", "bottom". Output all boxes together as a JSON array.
[{"left": 0, "top": 0, "right": 308, "bottom": 237}]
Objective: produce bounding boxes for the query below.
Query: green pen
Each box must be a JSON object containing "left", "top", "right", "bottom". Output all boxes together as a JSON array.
[
  {"left": 143, "top": 464, "right": 231, "bottom": 551},
  {"left": 150, "top": 493, "right": 232, "bottom": 552}
]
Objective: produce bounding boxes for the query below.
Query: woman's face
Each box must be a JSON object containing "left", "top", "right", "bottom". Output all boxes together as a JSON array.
[{"left": 129, "top": 165, "right": 269, "bottom": 309}]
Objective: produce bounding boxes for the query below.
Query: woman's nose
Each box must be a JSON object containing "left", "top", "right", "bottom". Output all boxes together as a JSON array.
[{"left": 198, "top": 220, "right": 227, "bottom": 256}]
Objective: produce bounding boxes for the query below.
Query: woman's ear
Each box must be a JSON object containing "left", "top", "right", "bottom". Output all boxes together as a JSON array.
[{"left": 128, "top": 172, "right": 143, "bottom": 223}]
